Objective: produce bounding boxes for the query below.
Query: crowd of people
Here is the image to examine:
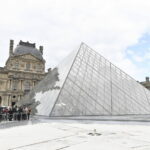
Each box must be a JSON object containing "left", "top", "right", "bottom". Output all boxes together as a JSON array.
[{"left": 0, "top": 106, "right": 31, "bottom": 122}]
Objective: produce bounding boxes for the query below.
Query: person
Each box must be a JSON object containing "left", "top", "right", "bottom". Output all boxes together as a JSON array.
[
  {"left": 8, "top": 107, "right": 13, "bottom": 121},
  {"left": 22, "top": 107, "right": 26, "bottom": 120},
  {"left": 3, "top": 107, "right": 8, "bottom": 120},
  {"left": 12, "top": 106, "right": 17, "bottom": 120},
  {"left": 17, "top": 107, "right": 23, "bottom": 121},
  {"left": 0, "top": 107, "right": 2, "bottom": 121},
  {"left": 25, "top": 107, "right": 28, "bottom": 120},
  {"left": 27, "top": 107, "right": 31, "bottom": 120}
]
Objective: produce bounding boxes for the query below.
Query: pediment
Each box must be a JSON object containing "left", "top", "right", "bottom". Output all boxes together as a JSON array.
[{"left": 15, "top": 54, "right": 41, "bottom": 61}]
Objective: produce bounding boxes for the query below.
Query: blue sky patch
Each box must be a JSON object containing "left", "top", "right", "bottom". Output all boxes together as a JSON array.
[{"left": 126, "top": 33, "right": 150, "bottom": 69}]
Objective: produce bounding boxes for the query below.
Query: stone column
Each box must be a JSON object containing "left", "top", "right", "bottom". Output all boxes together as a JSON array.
[
  {"left": 21, "top": 80, "right": 23, "bottom": 90},
  {"left": 18, "top": 95, "right": 22, "bottom": 101},
  {"left": 7, "top": 95, "right": 10, "bottom": 106},
  {"left": 19, "top": 80, "right": 22, "bottom": 90},
  {"left": 6, "top": 96, "right": 8, "bottom": 106},
  {"left": 7, "top": 80, "right": 10, "bottom": 90},
  {"left": 9, "top": 80, "right": 11, "bottom": 90},
  {"left": 32, "top": 81, "right": 35, "bottom": 89},
  {"left": 5, "top": 80, "right": 8, "bottom": 90}
]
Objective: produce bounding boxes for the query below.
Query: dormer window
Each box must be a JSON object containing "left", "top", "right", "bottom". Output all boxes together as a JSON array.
[
  {"left": 15, "top": 63, "right": 19, "bottom": 68},
  {"left": 13, "top": 62, "right": 19, "bottom": 70}
]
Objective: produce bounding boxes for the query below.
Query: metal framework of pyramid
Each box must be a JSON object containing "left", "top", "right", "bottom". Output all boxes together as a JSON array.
[{"left": 19, "top": 43, "right": 150, "bottom": 116}]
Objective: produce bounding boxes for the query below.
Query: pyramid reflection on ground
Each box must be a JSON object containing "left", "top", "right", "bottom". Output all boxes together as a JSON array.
[{"left": 18, "top": 43, "right": 150, "bottom": 116}]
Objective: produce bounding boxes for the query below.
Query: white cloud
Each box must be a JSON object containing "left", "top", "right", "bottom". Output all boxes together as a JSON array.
[{"left": 0, "top": 0, "right": 150, "bottom": 80}]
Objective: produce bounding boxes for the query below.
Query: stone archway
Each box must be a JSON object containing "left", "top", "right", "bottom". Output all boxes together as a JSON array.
[{"left": 0, "top": 96, "right": 2, "bottom": 106}]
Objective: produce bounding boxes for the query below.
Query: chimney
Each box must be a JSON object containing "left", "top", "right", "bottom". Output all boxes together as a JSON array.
[
  {"left": 39, "top": 46, "right": 43, "bottom": 55},
  {"left": 146, "top": 77, "right": 149, "bottom": 82},
  {"left": 9, "top": 39, "right": 14, "bottom": 56}
]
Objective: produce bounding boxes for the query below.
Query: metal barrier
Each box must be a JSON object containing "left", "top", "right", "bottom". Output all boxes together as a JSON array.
[{"left": 0, "top": 113, "right": 30, "bottom": 122}]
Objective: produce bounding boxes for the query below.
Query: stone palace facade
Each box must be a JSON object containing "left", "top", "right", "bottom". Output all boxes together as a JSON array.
[{"left": 0, "top": 40, "right": 47, "bottom": 106}]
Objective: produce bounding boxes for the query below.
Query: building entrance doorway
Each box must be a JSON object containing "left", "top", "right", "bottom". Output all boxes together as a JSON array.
[{"left": 12, "top": 102, "right": 16, "bottom": 107}]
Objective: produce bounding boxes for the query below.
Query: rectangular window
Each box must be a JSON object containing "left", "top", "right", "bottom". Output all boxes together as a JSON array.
[
  {"left": 12, "top": 80, "right": 18, "bottom": 91},
  {"left": 21, "top": 64, "right": 24, "bottom": 67},
  {"left": 26, "top": 63, "right": 30, "bottom": 70}
]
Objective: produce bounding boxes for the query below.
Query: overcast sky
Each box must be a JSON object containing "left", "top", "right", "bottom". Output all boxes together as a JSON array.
[{"left": 0, "top": 0, "right": 150, "bottom": 81}]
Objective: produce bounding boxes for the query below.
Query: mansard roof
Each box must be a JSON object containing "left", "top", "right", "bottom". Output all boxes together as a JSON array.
[{"left": 13, "top": 41, "right": 44, "bottom": 61}]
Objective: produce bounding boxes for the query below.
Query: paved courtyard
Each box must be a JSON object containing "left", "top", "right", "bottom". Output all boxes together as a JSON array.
[{"left": 1, "top": 118, "right": 150, "bottom": 150}]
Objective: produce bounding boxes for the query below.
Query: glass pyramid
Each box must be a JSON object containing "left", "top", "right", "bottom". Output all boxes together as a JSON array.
[{"left": 19, "top": 43, "right": 150, "bottom": 116}]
